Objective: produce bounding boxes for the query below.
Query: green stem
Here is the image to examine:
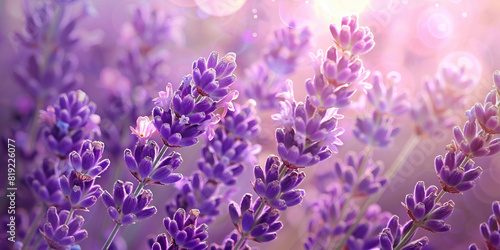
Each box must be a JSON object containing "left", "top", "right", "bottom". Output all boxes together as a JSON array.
[
  {"left": 234, "top": 201, "right": 266, "bottom": 250},
  {"left": 435, "top": 189, "right": 446, "bottom": 204},
  {"left": 334, "top": 135, "right": 419, "bottom": 250},
  {"left": 394, "top": 222, "right": 419, "bottom": 250},
  {"left": 65, "top": 208, "right": 74, "bottom": 225},
  {"left": 22, "top": 205, "right": 46, "bottom": 250},
  {"left": 101, "top": 224, "right": 120, "bottom": 250}
]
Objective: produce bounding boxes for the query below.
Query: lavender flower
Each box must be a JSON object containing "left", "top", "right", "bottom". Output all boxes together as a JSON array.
[
  {"left": 334, "top": 151, "right": 387, "bottom": 196},
  {"left": 59, "top": 171, "right": 103, "bottom": 211},
  {"left": 353, "top": 112, "right": 400, "bottom": 148},
  {"left": 329, "top": 15, "right": 375, "bottom": 55},
  {"left": 149, "top": 233, "right": 168, "bottom": 250},
  {"left": 434, "top": 151, "right": 482, "bottom": 193},
  {"left": 379, "top": 215, "right": 429, "bottom": 250},
  {"left": 478, "top": 201, "right": 500, "bottom": 250},
  {"left": 252, "top": 155, "right": 305, "bottom": 210},
  {"left": 40, "top": 207, "right": 88, "bottom": 249},
  {"left": 69, "top": 140, "right": 110, "bottom": 181},
  {"left": 192, "top": 51, "right": 237, "bottom": 103},
  {"left": 131, "top": 5, "right": 180, "bottom": 49},
  {"left": 344, "top": 204, "right": 391, "bottom": 249},
  {"left": 101, "top": 180, "right": 157, "bottom": 225},
  {"left": 264, "top": 22, "right": 311, "bottom": 75},
  {"left": 452, "top": 118, "right": 500, "bottom": 158},
  {"left": 228, "top": 194, "right": 282, "bottom": 243},
  {"left": 210, "top": 231, "right": 251, "bottom": 250},
  {"left": 40, "top": 90, "right": 101, "bottom": 158},
  {"left": 26, "top": 158, "right": 65, "bottom": 205},
  {"left": 163, "top": 208, "right": 208, "bottom": 250},
  {"left": 243, "top": 63, "right": 286, "bottom": 110},
  {"left": 124, "top": 140, "right": 183, "bottom": 185},
  {"left": 222, "top": 101, "right": 261, "bottom": 140},
  {"left": 367, "top": 71, "right": 410, "bottom": 117},
  {"left": 165, "top": 173, "right": 221, "bottom": 224},
  {"left": 152, "top": 77, "right": 219, "bottom": 147}
]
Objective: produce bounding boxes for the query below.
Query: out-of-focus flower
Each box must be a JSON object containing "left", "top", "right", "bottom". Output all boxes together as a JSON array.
[
  {"left": 264, "top": 22, "right": 311, "bottom": 75},
  {"left": 124, "top": 140, "right": 183, "bottom": 185},
  {"left": 130, "top": 116, "right": 157, "bottom": 145},
  {"left": 252, "top": 156, "right": 305, "bottom": 210},
  {"left": 353, "top": 111, "right": 400, "bottom": 148},
  {"left": 101, "top": 181, "right": 157, "bottom": 225},
  {"left": 222, "top": 100, "right": 261, "bottom": 140},
  {"left": 209, "top": 231, "right": 251, "bottom": 250},
  {"left": 243, "top": 63, "right": 286, "bottom": 110},
  {"left": 69, "top": 140, "right": 110, "bottom": 181},
  {"left": 40, "top": 207, "right": 88, "bottom": 249},
  {"left": 228, "top": 194, "right": 282, "bottom": 243},
  {"left": 434, "top": 151, "right": 482, "bottom": 193},
  {"left": 59, "top": 171, "right": 103, "bottom": 211},
  {"left": 468, "top": 89, "right": 500, "bottom": 135},
  {"left": 329, "top": 15, "right": 375, "bottom": 55},
  {"left": 26, "top": 159, "right": 65, "bottom": 205},
  {"left": 367, "top": 71, "right": 409, "bottom": 117},
  {"left": 40, "top": 90, "right": 101, "bottom": 158},
  {"left": 334, "top": 151, "right": 387, "bottom": 196},
  {"left": 153, "top": 83, "right": 173, "bottom": 110},
  {"left": 163, "top": 208, "right": 208, "bottom": 250}
]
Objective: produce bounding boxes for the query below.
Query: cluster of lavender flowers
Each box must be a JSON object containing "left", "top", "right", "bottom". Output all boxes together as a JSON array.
[
  {"left": 8, "top": 1, "right": 500, "bottom": 250},
  {"left": 378, "top": 71, "right": 500, "bottom": 250}
]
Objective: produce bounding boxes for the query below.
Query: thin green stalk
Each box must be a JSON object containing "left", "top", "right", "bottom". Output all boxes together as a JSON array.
[
  {"left": 133, "top": 145, "right": 168, "bottom": 197},
  {"left": 22, "top": 204, "right": 46, "bottom": 250},
  {"left": 65, "top": 208, "right": 74, "bottom": 225},
  {"left": 101, "top": 224, "right": 120, "bottom": 250},
  {"left": 394, "top": 222, "right": 419, "bottom": 250},
  {"left": 233, "top": 201, "right": 266, "bottom": 250}
]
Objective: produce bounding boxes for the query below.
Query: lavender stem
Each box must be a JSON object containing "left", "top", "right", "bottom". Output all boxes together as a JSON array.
[
  {"left": 21, "top": 204, "right": 46, "bottom": 250},
  {"left": 102, "top": 224, "right": 121, "bottom": 250}
]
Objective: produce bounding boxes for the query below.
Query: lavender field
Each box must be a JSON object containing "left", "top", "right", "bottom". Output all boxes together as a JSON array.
[{"left": 1, "top": 0, "right": 500, "bottom": 249}]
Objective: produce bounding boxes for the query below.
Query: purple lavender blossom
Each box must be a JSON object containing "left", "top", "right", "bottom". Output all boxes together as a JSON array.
[
  {"left": 478, "top": 201, "right": 500, "bottom": 250},
  {"left": 402, "top": 182, "right": 453, "bottom": 233},
  {"left": 40, "top": 90, "right": 101, "bottom": 158},
  {"left": 210, "top": 231, "right": 251, "bottom": 250},
  {"left": 124, "top": 140, "right": 183, "bottom": 185},
  {"left": 152, "top": 76, "right": 219, "bottom": 147},
  {"left": 306, "top": 46, "right": 368, "bottom": 109},
  {"left": 40, "top": 207, "right": 88, "bottom": 249},
  {"left": 329, "top": 15, "right": 375, "bottom": 55},
  {"left": 14, "top": 1, "right": 82, "bottom": 102},
  {"left": 452, "top": 118, "right": 500, "bottom": 158},
  {"left": 468, "top": 89, "right": 500, "bottom": 135},
  {"left": 379, "top": 215, "right": 429, "bottom": 250},
  {"left": 148, "top": 233, "right": 168, "bottom": 250},
  {"left": 264, "top": 22, "right": 311, "bottom": 75},
  {"left": 353, "top": 111, "right": 400, "bottom": 147},
  {"left": 434, "top": 151, "right": 482, "bottom": 193},
  {"left": 243, "top": 63, "right": 286, "bottom": 110},
  {"left": 69, "top": 140, "right": 110, "bottom": 181},
  {"left": 334, "top": 151, "right": 387, "bottom": 196},
  {"left": 26, "top": 158, "right": 65, "bottom": 205},
  {"left": 131, "top": 5, "right": 181, "bottom": 49},
  {"left": 228, "top": 194, "right": 282, "bottom": 244},
  {"left": 345, "top": 204, "right": 391, "bottom": 249},
  {"left": 192, "top": 51, "right": 238, "bottom": 103},
  {"left": 367, "top": 71, "right": 410, "bottom": 116},
  {"left": 101, "top": 180, "right": 157, "bottom": 225},
  {"left": 163, "top": 208, "right": 208, "bottom": 250},
  {"left": 165, "top": 173, "right": 222, "bottom": 224},
  {"left": 252, "top": 155, "right": 305, "bottom": 210},
  {"left": 222, "top": 101, "right": 261, "bottom": 140},
  {"left": 59, "top": 171, "right": 103, "bottom": 210}
]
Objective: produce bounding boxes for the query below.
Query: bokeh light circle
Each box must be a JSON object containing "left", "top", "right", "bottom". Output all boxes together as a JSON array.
[{"left": 195, "top": 0, "right": 246, "bottom": 17}]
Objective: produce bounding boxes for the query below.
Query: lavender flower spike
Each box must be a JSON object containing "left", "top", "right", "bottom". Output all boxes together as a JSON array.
[
  {"left": 69, "top": 140, "right": 110, "bottom": 181},
  {"left": 40, "top": 207, "right": 88, "bottom": 249},
  {"left": 59, "top": 171, "right": 103, "bottom": 211},
  {"left": 329, "top": 15, "right": 375, "bottom": 55},
  {"left": 379, "top": 215, "right": 429, "bottom": 250},
  {"left": 124, "top": 140, "right": 183, "bottom": 185},
  {"left": 478, "top": 201, "right": 500, "bottom": 250},
  {"left": 452, "top": 117, "right": 500, "bottom": 158},
  {"left": 101, "top": 180, "right": 157, "bottom": 225},
  {"left": 434, "top": 151, "right": 482, "bottom": 193},
  {"left": 163, "top": 208, "right": 208, "bottom": 250},
  {"left": 27, "top": 158, "right": 65, "bottom": 205},
  {"left": 252, "top": 155, "right": 306, "bottom": 210},
  {"left": 40, "top": 90, "right": 101, "bottom": 158}
]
